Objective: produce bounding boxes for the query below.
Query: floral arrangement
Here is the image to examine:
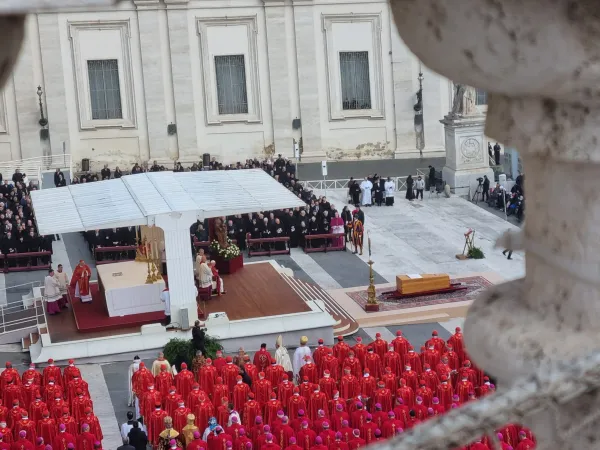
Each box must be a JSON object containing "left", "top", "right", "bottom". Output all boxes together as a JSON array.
[{"left": 210, "top": 238, "right": 241, "bottom": 260}]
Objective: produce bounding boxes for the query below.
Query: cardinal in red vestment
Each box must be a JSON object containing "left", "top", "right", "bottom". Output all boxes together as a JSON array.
[
  {"left": 515, "top": 430, "right": 536, "bottom": 450},
  {"left": 3, "top": 381, "right": 23, "bottom": 412},
  {"left": 21, "top": 381, "right": 39, "bottom": 414},
  {"left": 13, "top": 413, "right": 36, "bottom": 443},
  {"left": 52, "top": 424, "right": 75, "bottom": 450},
  {"left": 232, "top": 377, "right": 250, "bottom": 413},
  {"left": 372, "top": 382, "right": 392, "bottom": 413},
  {"left": 71, "top": 390, "right": 93, "bottom": 423},
  {"left": 371, "top": 334, "right": 388, "bottom": 360},
  {"left": 243, "top": 358, "right": 258, "bottom": 386},
  {"left": 193, "top": 395, "right": 214, "bottom": 432},
  {"left": 155, "top": 365, "right": 174, "bottom": 401},
  {"left": 265, "top": 360, "right": 285, "bottom": 391},
  {"left": 67, "top": 375, "right": 89, "bottom": 406},
  {"left": 317, "top": 372, "right": 336, "bottom": 401},
  {"left": 312, "top": 339, "right": 332, "bottom": 371},
  {"left": 172, "top": 401, "right": 191, "bottom": 433},
  {"left": 254, "top": 373, "right": 273, "bottom": 406},
  {"left": 339, "top": 353, "right": 360, "bottom": 380},
  {"left": 0, "top": 424, "right": 12, "bottom": 446},
  {"left": 442, "top": 345, "right": 460, "bottom": 371},
  {"left": 359, "top": 371, "right": 376, "bottom": 409},
  {"left": 141, "top": 385, "right": 162, "bottom": 421},
  {"left": 339, "top": 369, "right": 360, "bottom": 402},
  {"left": 242, "top": 394, "right": 261, "bottom": 430},
  {"left": 76, "top": 424, "right": 96, "bottom": 450},
  {"left": 0, "top": 402, "right": 7, "bottom": 425},
  {"left": 164, "top": 387, "right": 182, "bottom": 418},
  {"left": 458, "top": 360, "right": 478, "bottom": 388},
  {"left": 1, "top": 363, "right": 21, "bottom": 393},
  {"left": 286, "top": 390, "right": 306, "bottom": 424},
  {"left": 147, "top": 403, "right": 168, "bottom": 447},
  {"left": 447, "top": 327, "right": 465, "bottom": 364},
  {"left": 174, "top": 363, "right": 194, "bottom": 403},
  {"left": 296, "top": 422, "right": 316, "bottom": 450},
  {"left": 79, "top": 408, "right": 103, "bottom": 441},
  {"left": 263, "top": 393, "right": 283, "bottom": 426},
  {"left": 7, "top": 403, "right": 26, "bottom": 430},
  {"left": 216, "top": 397, "right": 229, "bottom": 427},
  {"left": 21, "top": 363, "right": 40, "bottom": 390},
  {"left": 253, "top": 345, "right": 272, "bottom": 373},
  {"left": 416, "top": 381, "right": 433, "bottom": 408},
  {"left": 332, "top": 337, "right": 350, "bottom": 365},
  {"left": 454, "top": 376, "right": 473, "bottom": 404},
  {"left": 330, "top": 404, "right": 349, "bottom": 432},
  {"left": 299, "top": 359, "right": 318, "bottom": 386},
  {"left": 199, "top": 360, "right": 218, "bottom": 400},
  {"left": 186, "top": 384, "right": 205, "bottom": 413},
  {"left": 222, "top": 358, "right": 241, "bottom": 399},
  {"left": 0, "top": 432, "right": 9, "bottom": 450},
  {"left": 212, "top": 378, "right": 229, "bottom": 410},
  {"left": 70, "top": 260, "right": 92, "bottom": 302},
  {"left": 404, "top": 348, "right": 422, "bottom": 375},
  {"left": 421, "top": 344, "right": 440, "bottom": 370},
  {"left": 277, "top": 376, "right": 294, "bottom": 408},
  {"left": 363, "top": 349, "right": 382, "bottom": 381},
  {"left": 43, "top": 360, "right": 62, "bottom": 389},
  {"left": 57, "top": 408, "right": 77, "bottom": 436},
  {"left": 308, "top": 387, "right": 328, "bottom": 421},
  {"left": 36, "top": 410, "right": 56, "bottom": 445},
  {"left": 396, "top": 379, "right": 415, "bottom": 409},
  {"left": 382, "top": 347, "right": 402, "bottom": 377}
]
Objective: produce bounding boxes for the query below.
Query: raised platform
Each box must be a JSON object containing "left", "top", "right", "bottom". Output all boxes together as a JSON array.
[
  {"left": 35, "top": 260, "right": 336, "bottom": 362},
  {"left": 69, "top": 284, "right": 165, "bottom": 333}
]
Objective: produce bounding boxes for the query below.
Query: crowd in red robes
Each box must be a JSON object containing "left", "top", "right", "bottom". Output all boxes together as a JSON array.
[
  {"left": 0, "top": 358, "right": 103, "bottom": 450},
  {"left": 132, "top": 330, "right": 537, "bottom": 450}
]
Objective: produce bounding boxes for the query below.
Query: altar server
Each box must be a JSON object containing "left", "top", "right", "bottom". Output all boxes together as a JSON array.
[{"left": 44, "top": 269, "right": 62, "bottom": 315}]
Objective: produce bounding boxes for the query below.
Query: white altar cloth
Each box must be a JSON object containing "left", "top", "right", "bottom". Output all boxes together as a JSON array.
[{"left": 97, "top": 261, "right": 165, "bottom": 317}]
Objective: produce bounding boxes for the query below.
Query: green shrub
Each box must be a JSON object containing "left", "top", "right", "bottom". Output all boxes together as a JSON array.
[
  {"left": 163, "top": 334, "right": 224, "bottom": 370},
  {"left": 467, "top": 246, "right": 485, "bottom": 259}
]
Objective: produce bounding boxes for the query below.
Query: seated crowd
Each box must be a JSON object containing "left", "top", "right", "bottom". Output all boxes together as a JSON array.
[
  {"left": 0, "top": 358, "right": 104, "bottom": 449},
  {"left": 0, "top": 170, "right": 51, "bottom": 267},
  {"left": 129, "top": 328, "right": 536, "bottom": 450}
]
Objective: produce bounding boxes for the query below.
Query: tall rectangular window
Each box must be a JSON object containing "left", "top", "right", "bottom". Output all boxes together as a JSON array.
[
  {"left": 476, "top": 88, "right": 488, "bottom": 105},
  {"left": 339, "top": 51, "right": 371, "bottom": 110},
  {"left": 215, "top": 55, "right": 249, "bottom": 115},
  {"left": 87, "top": 59, "right": 122, "bottom": 120}
]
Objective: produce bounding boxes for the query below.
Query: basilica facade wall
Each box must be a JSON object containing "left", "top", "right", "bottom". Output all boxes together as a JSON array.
[{"left": 0, "top": 0, "right": 458, "bottom": 171}]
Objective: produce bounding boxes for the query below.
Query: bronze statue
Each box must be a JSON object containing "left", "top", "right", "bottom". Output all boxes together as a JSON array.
[{"left": 214, "top": 217, "right": 229, "bottom": 249}]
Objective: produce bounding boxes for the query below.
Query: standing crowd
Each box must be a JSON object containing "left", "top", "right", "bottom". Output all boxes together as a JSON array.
[{"left": 128, "top": 329, "right": 536, "bottom": 450}]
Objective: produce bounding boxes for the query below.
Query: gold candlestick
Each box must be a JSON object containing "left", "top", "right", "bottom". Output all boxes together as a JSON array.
[
  {"left": 145, "top": 260, "right": 153, "bottom": 284},
  {"left": 365, "top": 232, "right": 380, "bottom": 311}
]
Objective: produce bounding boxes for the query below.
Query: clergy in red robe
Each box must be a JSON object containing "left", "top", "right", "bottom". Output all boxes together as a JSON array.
[
  {"left": 216, "top": 397, "right": 229, "bottom": 427},
  {"left": 308, "top": 387, "right": 328, "bottom": 421},
  {"left": 349, "top": 404, "right": 368, "bottom": 431},
  {"left": 36, "top": 411, "right": 56, "bottom": 446},
  {"left": 199, "top": 360, "right": 218, "bottom": 400},
  {"left": 3, "top": 380, "right": 23, "bottom": 412},
  {"left": 363, "top": 349, "right": 382, "bottom": 381},
  {"left": 318, "top": 372, "right": 336, "bottom": 401},
  {"left": 372, "top": 382, "right": 392, "bottom": 413},
  {"left": 402, "top": 365, "right": 419, "bottom": 393},
  {"left": 67, "top": 376, "right": 89, "bottom": 406},
  {"left": 381, "top": 411, "right": 403, "bottom": 438},
  {"left": 340, "top": 353, "right": 361, "bottom": 380},
  {"left": 447, "top": 327, "right": 465, "bottom": 363},
  {"left": 328, "top": 391, "right": 345, "bottom": 418},
  {"left": 312, "top": 340, "right": 332, "bottom": 372},
  {"left": 57, "top": 408, "right": 77, "bottom": 436},
  {"left": 193, "top": 396, "right": 214, "bottom": 432},
  {"left": 319, "top": 422, "right": 336, "bottom": 447},
  {"left": 21, "top": 363, "right": 41, "bottom": 388},
  {"left": 171, "top": 401, "right": 190, "bottom": 433},
  {"left": 359, "top": 371, "right": 376, "bottom": 408},
  {"left": 52, "top": 424, "right": 75, "bottom": 450},
  {"left": 141, "top": 385, "right": 162, "bottom": 422},
  {"left": 370, "top": 334, "right": 388, "bottom": 360},
  {"left": 79, "top": 408, "right": 103, "bottom": 442},
  {"left": 10, "top": 431, "right": 33, "bottom": 450},
  {"left": 213, "top": 378, "right": 230, "bottom": 410},
  {"left": 370, "top": 404, "right": 387, "bottom": 431},
  {"left": 458, "top": 360, "right": 478, "bottom": 388},
  {"left": 442, "top": 345, "right": 460, "bottom": 371},
  {"left": 222, "top": 358, "right": 241, "bottom": 399},
  {"left": 243, "top": 358, "right": 259, "bottom": 386},
  {"left": 232, "top": 377, "right": 250, "bottom": 413},
  {"left": 396, "top": 379, "right": 414, "bottom": 409},
  {"left": 42, "top": 360, "right": 62, "bottom": 389},
  {"left": 329, "top": 404, "right": 348, "bottom": 432},
  {"left": 497, "top": 424, "right": 519, "bottom": 449},
  {"left": 253, "top": 373, "right": 272, "bottom": 407},
  {"left": 277, "top": 376, "right": 294, "bottom": 408},
  {"left": 7, "top": 403, "right": 26, "bottom": 431},
  {"left": 253, "top": 345, "right": 272, "bottom": 373},
  {"left": 155, "top": 365, "right": 174, "bottom": 400},
  {"left": 0, "top": 425, "right": 12, "bottom": 446},
  {"left": 515, "top": 431, "right": 536, "bottom": 450},
  {"left": 359, "top": 415, "right": 377, "bottom": 444},
  {"left": 299, "top": 360, "right": 318, "bottom": 386},
  {"left": 164, "top": 387, "right": 182, "bottom": 418},
  {"left": 0, "top": 402, "right": 7, "bottom": 425},
  {"left": 42, "top": 380, "right": 61, "bottom": 406},
  {"left": 76, "top": 424, "right": 96, "bottom": 450},
  {"left": 187, "top": 384, "right": 205, "bottom": 413},
  {"left": 174, "top": 363, "right": 195, "bottom": 403},
  {"left": 339, "top": 369, "right": 360, "bottom": 401},
  {"left": 286, "top": 390, "right": 306, "bottom": 424},
  {"left": 147, "top": 404, "right": 168, "bottom": 447},
  {"left": 421, "top": 345, "right": 440, "bottom": 370},
  {"left": 332, "top": 337, "right": 350, "bottom": 366},
  {"left": 1, "top": 363, "right": 21, "bottom": 393},
  {"left": 213, "top": 351, "right": 227, "bottom": 375},
  {"left": 425, "top": 330, "right": 445, "bottom": 354},
  {"left": 21, "top": 381, "right": 39, "bottom": 414},
  {"left": 265, "top": 360, "right": 285, "bottom": 391},
  {"left": 0, "top": 433, "right": 9, "bottom": 450},
  {"left": 71, "top": 390, "right": 93, "bottom": 423},
  {"left": 242, "top": 394, "right": 261, "bottom": 430},
  {"left": 415, "top": 381, "right": 433, "bottom": 408},
  {"left": 296, "top": 422, "right": 316, "bottom": 450},
  {"left": 70, "top": 260, "right": 92, "bottom": 302},
  {"left": 13, "top": 413, "right": 36, "bottom": 443},
  {"left": 454, "top": 376, "right": 473, "bottom": 404},
  {"left": 274, "top": 416, "right": 294, "bottom": 449},
  {"left": 263, "top": 394, "right": 282, "bottom": 426},
  {"left": 382, "top": 347, "right": 401, "bottom": 377},
  {"left": 404, "top": 348, "right": 422, "bottom": 375}
]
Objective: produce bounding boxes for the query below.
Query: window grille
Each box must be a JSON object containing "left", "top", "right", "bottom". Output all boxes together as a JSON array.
[
  {"left": 87, "top": 59, "right": 123, "bottom": 120},
  {"left": 215, "top": 55, "right": 249, "bottom": 115},
  {"left": 340, "top": 51, "right": 372, "bottom": 110}
]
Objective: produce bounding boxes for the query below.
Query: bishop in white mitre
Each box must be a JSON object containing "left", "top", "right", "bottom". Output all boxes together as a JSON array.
[{"left": 275, "top": 335, "right": 293, "bottom": 377}]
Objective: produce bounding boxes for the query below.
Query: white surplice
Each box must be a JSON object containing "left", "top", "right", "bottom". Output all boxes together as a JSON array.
[
  {"left": 292, "top": 345, "right": 312, "bottom": 381},
  {"left": 360, "top": 180, "right": 373, "bottom": 205}
]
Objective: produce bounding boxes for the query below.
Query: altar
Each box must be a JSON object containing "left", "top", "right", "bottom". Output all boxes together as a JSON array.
[{"left": 97, "top": 261, "right": 165, "bottom": 317}]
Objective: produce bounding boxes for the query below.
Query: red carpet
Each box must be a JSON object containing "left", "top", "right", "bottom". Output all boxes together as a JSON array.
[{"left": 68, "top": 283, "right": 164, "bottom": 333}]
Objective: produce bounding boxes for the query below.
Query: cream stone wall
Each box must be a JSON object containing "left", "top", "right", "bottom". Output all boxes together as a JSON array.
[{"left": 2, "top": 0, "right": 455, "bottom": 169}]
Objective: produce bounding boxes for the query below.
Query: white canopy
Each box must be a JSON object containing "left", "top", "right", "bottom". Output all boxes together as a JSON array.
[{"left": 31, "top": 169, "right": 306, "bottom": 235}]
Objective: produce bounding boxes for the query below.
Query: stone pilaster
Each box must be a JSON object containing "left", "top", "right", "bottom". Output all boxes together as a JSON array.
[
  {"left": 38, "top": 13, "right": 69, "bottom": 157},
  {"left": 292, "top": 0, "right": 324, "bottom": 160},
  {"left": 154, "top": 211, "right": 198, "bottom": 328},
  {"left": 135, "top": 0, "right": 173, "bottom": 161},
  {"left": 264, "top": 0, "right": 293, "bottom": 155},
  {"left": 11, "top": 15, "right": 40, "bottom": 159},
  {"left": 165, "top": 0, "right": 197, "bottom": 160},
  {"left": 390, "top": 0, "right": 600, "bottom": 447}
]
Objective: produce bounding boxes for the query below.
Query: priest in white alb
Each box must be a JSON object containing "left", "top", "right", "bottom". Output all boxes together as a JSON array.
[
  {"left": 292, "top": 336, "right": 312, "bottom": 383},
  {"left": 360, "top": 177, "right": 373, "bottom": 206},
  {"left": 44, "top": 269, "right": 62, "bottom": 315},
  {"left": 275, "top": 335, "right": 293, "bottom": 380}
]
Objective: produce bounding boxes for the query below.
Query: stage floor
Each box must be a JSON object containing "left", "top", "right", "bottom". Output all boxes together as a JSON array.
[
  {"left": 200, "top": 262, "right": 311, "bottom": 320},
  {"left": 47, "top": 261, "right": 312, "bottom": 343}
]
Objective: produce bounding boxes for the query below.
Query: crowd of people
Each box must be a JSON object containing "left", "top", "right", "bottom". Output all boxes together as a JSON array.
[
  {"left": 478, "top": 173, "right": 524, "bottom": 223},
  {"left": 128, "top": 329, "right": 536, "bottom": 450},
  {"left": 0, "top": 358, "right": 104, "bottom": 449},
  {"left": 0, "top": 170, "right": 51, "bottom": 266}
]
